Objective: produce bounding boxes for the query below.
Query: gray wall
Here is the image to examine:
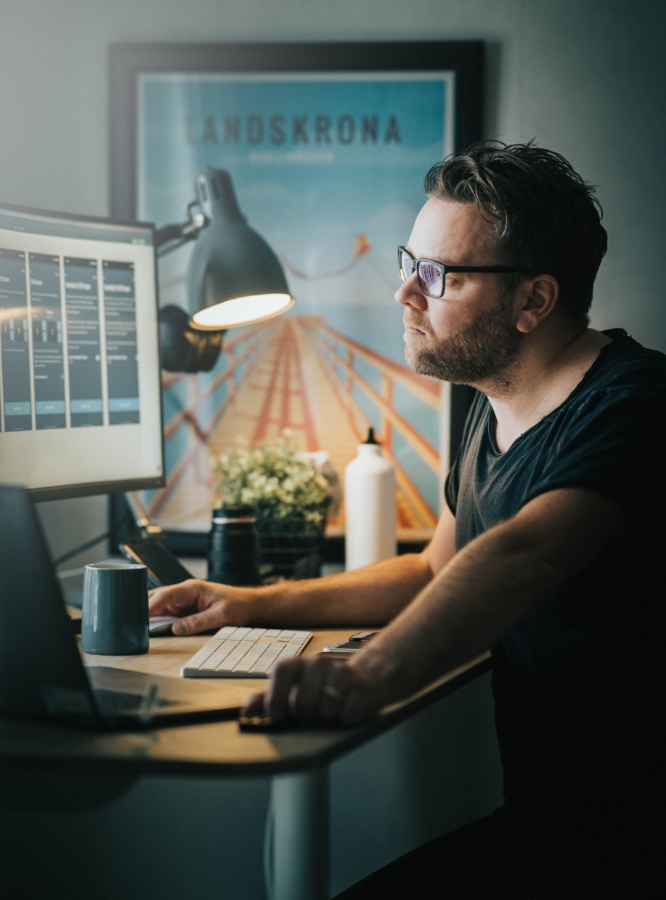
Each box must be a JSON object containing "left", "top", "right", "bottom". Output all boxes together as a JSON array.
[{"left": 1, "top": 1, "right": 664, "bottom": 895}]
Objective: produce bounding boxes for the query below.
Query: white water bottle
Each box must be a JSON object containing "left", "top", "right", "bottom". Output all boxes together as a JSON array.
[{"left": 344, "top": 428, "right": 397, "bottom": 570}]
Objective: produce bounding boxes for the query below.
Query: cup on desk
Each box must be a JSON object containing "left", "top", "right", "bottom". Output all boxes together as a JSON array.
[{"left": 81, "top": 563, "right": 149, "bottom": 655}]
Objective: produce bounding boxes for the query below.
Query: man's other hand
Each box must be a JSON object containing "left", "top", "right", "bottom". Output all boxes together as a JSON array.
[
  {"left": 149, "top": 580, "right": 254, "bottom": 635},
  {"left": 242, "top": 654, "right": 390, "bottom": 727}
]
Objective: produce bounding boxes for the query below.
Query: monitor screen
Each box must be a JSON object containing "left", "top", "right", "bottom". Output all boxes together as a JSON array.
[{"left": 0, "top": 202, "right": 164, "bottom": 500}]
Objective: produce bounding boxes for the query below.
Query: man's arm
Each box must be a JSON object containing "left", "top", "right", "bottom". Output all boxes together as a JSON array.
[
  {"left": 149, "top": 505, "right": 458, "bottom": 634},
  {"left": 255, "top": 486, "right": 625, "bottom": 724}
]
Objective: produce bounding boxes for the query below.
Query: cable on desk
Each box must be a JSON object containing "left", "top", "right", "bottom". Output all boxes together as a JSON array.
[{"left": 53, "top": 531, "right": 110, "bottom": 569}]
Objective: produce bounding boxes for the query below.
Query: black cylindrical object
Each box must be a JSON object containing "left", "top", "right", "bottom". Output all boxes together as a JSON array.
[{"left": 207, "top": 507, "right": 260, "bottom": 585}]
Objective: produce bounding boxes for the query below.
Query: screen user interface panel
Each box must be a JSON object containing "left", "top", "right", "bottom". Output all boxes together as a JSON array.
[{"left": 0, "top": 204, "right": 163, "bottom": 497}]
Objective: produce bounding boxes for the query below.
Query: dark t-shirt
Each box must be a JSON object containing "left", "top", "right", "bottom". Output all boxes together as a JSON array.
[{"left": 445, "top": 330, "right": 666, "bottom": 819}]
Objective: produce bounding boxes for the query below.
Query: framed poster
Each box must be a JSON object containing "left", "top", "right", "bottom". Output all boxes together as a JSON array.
[{"left": 109, "top": 43, "right": 483, "bottom": 554}]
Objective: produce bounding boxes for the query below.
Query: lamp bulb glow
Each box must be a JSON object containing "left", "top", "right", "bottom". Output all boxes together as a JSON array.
[{"left": 190, "top": 293, "right": 295, "bottom": 330}]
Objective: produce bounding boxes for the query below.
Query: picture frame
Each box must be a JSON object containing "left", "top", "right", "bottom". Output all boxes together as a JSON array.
[{"left": 108, "top": 41, "right": 483, "bottom": 557}]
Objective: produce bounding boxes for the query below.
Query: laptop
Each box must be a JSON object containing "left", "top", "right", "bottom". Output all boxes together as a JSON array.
[{"left": 0, "top": 484, "right": 242, "bottom": 729}]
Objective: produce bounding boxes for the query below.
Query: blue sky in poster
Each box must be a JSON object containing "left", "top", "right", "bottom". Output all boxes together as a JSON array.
[{"left": 139, "top": 75, "right": 451, "bottom": 362}]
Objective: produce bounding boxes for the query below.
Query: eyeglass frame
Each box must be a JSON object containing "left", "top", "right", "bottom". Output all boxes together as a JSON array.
[{"left": 398, "top": 246, "right": 529, "bottom": 299}]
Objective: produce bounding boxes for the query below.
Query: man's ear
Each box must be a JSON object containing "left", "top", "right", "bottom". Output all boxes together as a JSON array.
[{"left": 515, "top": 274, "right": 559, "bottom": 333}]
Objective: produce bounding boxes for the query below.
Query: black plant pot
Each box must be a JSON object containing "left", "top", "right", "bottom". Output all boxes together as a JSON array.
[{"left": 257, "top": 530, "right": 324, "bottom": 581}]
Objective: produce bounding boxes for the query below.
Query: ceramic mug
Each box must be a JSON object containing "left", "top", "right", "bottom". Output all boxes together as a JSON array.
[{"left": 81, "top": 562, "right": 149, "bottom": 655}]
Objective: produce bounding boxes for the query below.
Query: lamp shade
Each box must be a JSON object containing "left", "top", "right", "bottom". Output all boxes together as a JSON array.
[{"left": 187, "top": 168, "right": 294, "bottom": 330}]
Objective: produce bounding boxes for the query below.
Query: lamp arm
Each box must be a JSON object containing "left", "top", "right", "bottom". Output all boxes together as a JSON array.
[{"left": 155, "top": 204, "right": 209, "bottom": 257}]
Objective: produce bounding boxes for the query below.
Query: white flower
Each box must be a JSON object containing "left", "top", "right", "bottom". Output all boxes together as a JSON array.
[{"left": 212, "top": 432, "right": 331, "bottom": 533}]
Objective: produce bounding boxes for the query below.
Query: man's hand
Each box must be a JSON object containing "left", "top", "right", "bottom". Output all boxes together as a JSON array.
[
  {"left": 149, "top": 580, "right": 255, "bottom": 635},
  {"left": 242, "top": 652, "right": 391, "bottom": 726}
]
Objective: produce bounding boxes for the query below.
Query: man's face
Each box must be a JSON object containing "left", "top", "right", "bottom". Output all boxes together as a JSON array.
[{"left": 396, "top": 198, "right": 522, "bottom": 385}]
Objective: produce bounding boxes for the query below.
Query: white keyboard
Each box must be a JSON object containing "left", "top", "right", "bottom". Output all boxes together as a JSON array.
[{"left": 180, "top": 626, "right": 313, "bottom": 678}]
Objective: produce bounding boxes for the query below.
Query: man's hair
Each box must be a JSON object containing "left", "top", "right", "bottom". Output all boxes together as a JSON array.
[{"left": 424, "top": 141, "right": 608, "bottom": 323}]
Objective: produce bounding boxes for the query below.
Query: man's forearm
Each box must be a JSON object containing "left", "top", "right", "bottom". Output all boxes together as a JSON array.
[
  {"left": 251, "top": 552, "right": 434, "bottom": 628},
  {"left": 349, "top": 487, "right": 624, "bottom": 710},
  {"left": 150, "top": 545, "right": 437, "bottom": 636},
  {"left": 255, "top": 520, "right": 557, "bottom": 726},
  {"left": 350, "top": 523, "right": 556, "bottom": 702}
]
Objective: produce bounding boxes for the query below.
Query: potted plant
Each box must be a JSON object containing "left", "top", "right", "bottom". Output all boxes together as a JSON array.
[{"left": 212, "top": 431, "right": 332, "bottom": 579}]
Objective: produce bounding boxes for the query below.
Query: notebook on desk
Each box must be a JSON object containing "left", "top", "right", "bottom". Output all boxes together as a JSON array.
[{"left": 0, "top": 484, "right": 252, "bottom": 730}]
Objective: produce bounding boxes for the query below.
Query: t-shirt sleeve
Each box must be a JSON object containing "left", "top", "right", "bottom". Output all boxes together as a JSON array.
[
  {"left": 524, "top": 387, "right": 666, "bottom": 517},
  {"left": 444, "top": 388, "right": 485, "bottom": 517},
  {"left": 444, "top": 452, "right": 461, "bottom": 515}
]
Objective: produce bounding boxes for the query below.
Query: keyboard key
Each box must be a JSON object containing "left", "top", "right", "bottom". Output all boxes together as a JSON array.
[
  {"left": 222, "top": 642, "right": 255, "bottom": 667},
  {"left": 200, "top": 648, "right": 233, "bottom": 670},
  {"left": 232, "top": 646, "right": 270, "bottom": 672},
  {"left": 185, "top": 646, "right": 219, "bottom": 667},
  {"left": 247, "top": 647, "right": 284, "bottom": 673},
  {"left": 214, "top": 626, "right": 237, "bottom": 639},
  {"left": 251, "top": 658, "right": 279, "bottom": 674}
]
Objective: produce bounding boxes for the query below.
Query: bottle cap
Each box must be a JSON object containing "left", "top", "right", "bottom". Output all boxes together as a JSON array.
[{"left": 363, "top": 427, "right": 380, "bottom": 445}]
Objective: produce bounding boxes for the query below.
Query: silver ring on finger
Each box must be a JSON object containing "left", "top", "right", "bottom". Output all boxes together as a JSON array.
[{"left": 322, "top": 684, "right": 343, "bottom": 701}]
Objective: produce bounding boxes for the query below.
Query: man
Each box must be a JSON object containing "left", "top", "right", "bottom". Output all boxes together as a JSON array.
[{"left": 150, "top": 142, "right": 664, "bottom": 896}]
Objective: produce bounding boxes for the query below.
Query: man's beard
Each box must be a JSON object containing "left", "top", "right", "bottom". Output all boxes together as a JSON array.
[{"left": 404, "top": 297, "right": 522, "bottom": 386}]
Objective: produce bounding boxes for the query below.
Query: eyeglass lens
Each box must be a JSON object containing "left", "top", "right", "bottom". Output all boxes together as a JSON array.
[
  {"left": 400, "top": 250, "right": 444, "bottom": 298},
  {"left": 418, "top": 262, "right": 444, "bottom": 297},
  {"left": 400, "top": 250, "right": 414, "bottom": 281}
]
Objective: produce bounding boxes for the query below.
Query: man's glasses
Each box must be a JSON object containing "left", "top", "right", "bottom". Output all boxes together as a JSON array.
[{"left": 398, "top": 246, "right": 528, "bottom": 299}]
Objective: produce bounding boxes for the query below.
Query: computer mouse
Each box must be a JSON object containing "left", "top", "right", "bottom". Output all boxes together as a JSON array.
[{"left": 148, "top": 617, "right": 179, "bottom": 636}]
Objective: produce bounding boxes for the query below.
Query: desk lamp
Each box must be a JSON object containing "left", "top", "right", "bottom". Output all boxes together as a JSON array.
[
  {"left": 156, "top": 167, "right": 294, "bottom": 372},
  {"left": 120, "top": 168, "right": 295, "bottom": 537}
]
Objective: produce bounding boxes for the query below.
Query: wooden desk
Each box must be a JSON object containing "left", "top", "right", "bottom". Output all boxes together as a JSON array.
[{"left": 0, "top": 630, "right": 490, "bottom": 900}]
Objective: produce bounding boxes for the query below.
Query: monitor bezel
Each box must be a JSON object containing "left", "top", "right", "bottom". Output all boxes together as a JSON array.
[{"left": 0, "top": 200, "right": 166, "bottom": 502}]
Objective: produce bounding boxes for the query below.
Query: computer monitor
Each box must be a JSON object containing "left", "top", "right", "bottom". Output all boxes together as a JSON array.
[{"left": 0, "top": 202, "right": 164, "bottom": 501}]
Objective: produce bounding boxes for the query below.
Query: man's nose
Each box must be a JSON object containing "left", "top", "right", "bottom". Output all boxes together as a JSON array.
[{"left": 395, "top": 273, "right": 428, "bottom": 310}]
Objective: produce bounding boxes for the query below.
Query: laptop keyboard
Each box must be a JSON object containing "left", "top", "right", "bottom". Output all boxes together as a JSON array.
[{"left": 181, "top": 626, "right": 312, "bottom": 678}]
